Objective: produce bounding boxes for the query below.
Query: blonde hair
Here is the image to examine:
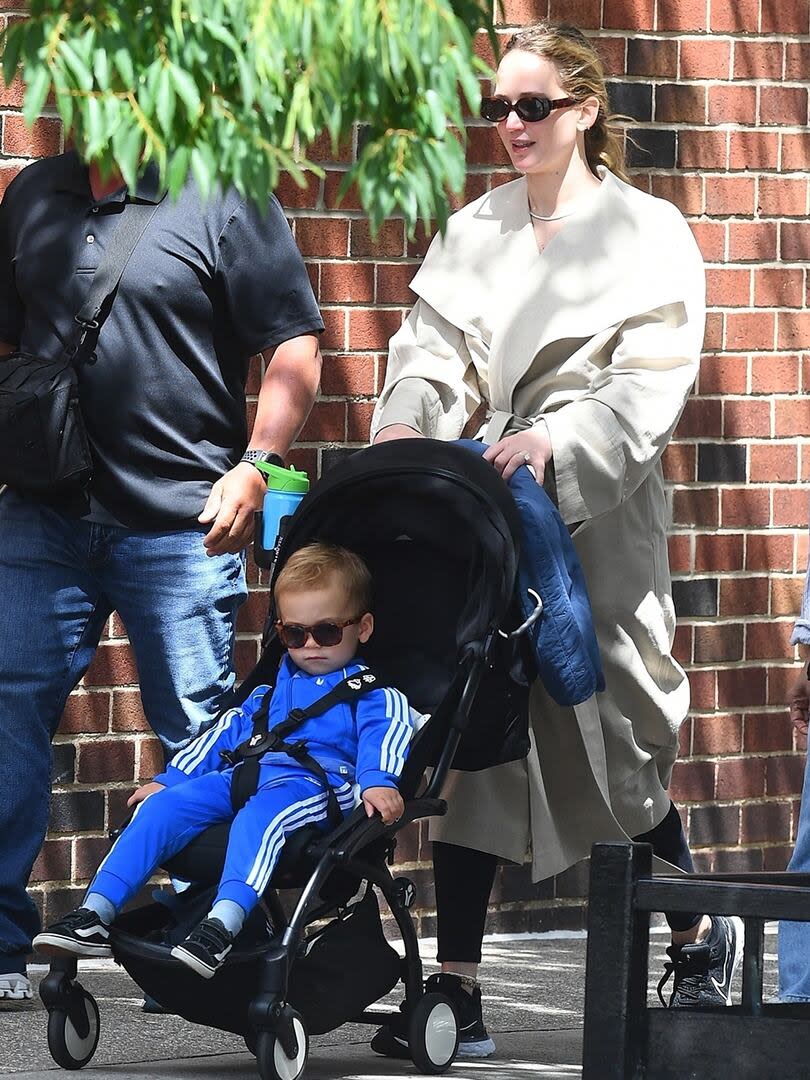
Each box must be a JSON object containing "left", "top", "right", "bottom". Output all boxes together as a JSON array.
[
  {"left": 504, "top": 23, "right": 630, "bottom": 182},
  {"left": 274, "top": 542, "right": 373, "bottom": 614}
]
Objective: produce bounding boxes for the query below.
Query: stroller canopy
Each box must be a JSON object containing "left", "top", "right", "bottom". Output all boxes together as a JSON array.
[{"left": 267, "top": 439, "right": 522, "bottom": 715}]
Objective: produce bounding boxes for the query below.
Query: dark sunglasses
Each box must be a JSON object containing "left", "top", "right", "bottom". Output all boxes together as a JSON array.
[
  {"left": 275, "top": 616, "right": 362, "bottom": 650},
  {"left": 480, "top": 95, "right": 576, "bottom": 124}
]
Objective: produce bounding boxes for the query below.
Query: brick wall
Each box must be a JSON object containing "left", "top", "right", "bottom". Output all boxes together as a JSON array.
[{"left": 3, "top": 1, "right": 808, "bottom": 937}]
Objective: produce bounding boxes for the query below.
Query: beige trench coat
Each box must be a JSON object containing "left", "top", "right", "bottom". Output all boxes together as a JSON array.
[{"left": 370, "top": 169, "right": 706, "bottom": 881}]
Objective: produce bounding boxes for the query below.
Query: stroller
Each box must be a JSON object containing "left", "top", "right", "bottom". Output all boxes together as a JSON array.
[{"left": 39, "top": 439, "right": 532, "bottom": 1080}]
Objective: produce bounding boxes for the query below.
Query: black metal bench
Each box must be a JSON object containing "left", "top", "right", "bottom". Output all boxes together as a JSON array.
[{"left": 582, "top": 842, "right": 810, "bottom": 1080}]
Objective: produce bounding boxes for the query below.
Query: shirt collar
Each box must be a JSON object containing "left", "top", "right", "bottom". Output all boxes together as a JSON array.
[{"left": 55, "top": 151, "right": 163, "bottom": 205}]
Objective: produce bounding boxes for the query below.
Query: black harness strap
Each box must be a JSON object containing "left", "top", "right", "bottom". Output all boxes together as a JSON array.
[{"left": 224, "top": 669, "right": 383, "bottom": 821}]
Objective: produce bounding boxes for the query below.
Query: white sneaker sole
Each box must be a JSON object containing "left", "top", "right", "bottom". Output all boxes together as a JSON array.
[
  {"left": 0, "top": 978, "right": 33, "bottom": 1000},
  {"left": 170, "top": 944, "right": 219, "bottom": 979},
  {"left": 32, "top": 933, "right": 111, "bottom": 958}
]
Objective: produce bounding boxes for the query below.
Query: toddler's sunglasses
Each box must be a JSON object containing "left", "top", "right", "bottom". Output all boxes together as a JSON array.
[
  {"left": 480, "top": 95, "right": 576, "bottom": 124},
  {"left": 275, "top": 616, "right": 362, "bottom": 649}
]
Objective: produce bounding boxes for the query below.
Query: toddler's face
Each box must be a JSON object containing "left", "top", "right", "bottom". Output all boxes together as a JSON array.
[{"left": 275, "top": 582, "right": 373, "bottom": 675}]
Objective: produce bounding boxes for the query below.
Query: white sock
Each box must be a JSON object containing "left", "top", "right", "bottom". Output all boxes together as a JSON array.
[
  {"left": 83, "top": 892, "right": 117, "bottom": 925},
  {"left": 208, "top": 900, "right": 246, "bottom": 935}
]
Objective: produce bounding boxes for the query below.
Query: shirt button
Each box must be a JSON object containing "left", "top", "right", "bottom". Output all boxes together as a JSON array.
[
  {"left": 86, "top": 235, "right": 95, "bottom": 244},
  {"left": 91, "top": 206, "right": 99, "bottom": 214}
]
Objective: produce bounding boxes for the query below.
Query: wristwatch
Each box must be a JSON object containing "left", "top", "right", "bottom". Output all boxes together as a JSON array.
[{"left": 240, "top": 449, "right": 284, "bottom": 468}]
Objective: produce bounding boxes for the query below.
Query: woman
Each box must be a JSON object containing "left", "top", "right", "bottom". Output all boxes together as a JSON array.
[{"left": 370, "top": 23, "right": 742, "bottom": 1058}]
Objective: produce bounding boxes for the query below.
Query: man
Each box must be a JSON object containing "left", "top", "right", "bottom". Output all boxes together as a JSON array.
[{"left": 0, "top": 150, "right": 323, "bottom": 999}]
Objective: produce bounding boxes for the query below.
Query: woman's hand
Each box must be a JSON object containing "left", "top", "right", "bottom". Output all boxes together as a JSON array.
[
  {"left": 483, "top": 423, "right": 552, "bottom": 483},
  {"left": 373, "top": 424, "right": 425, "bottom": 444}
]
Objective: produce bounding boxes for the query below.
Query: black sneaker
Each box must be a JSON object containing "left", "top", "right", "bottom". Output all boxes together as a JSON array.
[
  {"left": 32, "top": 908, "right": 112, "bottom": 958},
  {"left": 170, "top": 918, "right": 234, "bottom": 979},
  {"left": 370, "top": 973, "right": 496, "bottom": 1059},
  {"left": 658, "top": 915, "right": 744, "bottom": 1007}
]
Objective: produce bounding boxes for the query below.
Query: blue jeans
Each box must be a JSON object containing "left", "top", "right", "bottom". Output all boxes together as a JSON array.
[
  {"left": 0, "top": 491, "right": 247, "bottom": 972},
  {"left": 779, "top": 745, "right": 810, "bottom": 1000}
]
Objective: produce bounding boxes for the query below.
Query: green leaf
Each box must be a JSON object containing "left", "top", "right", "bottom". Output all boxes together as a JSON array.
[
  {"left": 156, "top": 66, "right": 176, "bottom": 135},
  {"left": 169, "top": 66, "right": 201, "bottom": 122},
  {"left": 1, "top": 22, "right": 25, "bottom": 87},
  {"left": 22, "top": 65, "right": 51, "bottom": 129},
  {"left": 113, "top": 47, "right": 134, "bottom": 88},
  {"left": 59, "top": 40, "right": 94, "bottom": 93},
  {"left": 166, "top": 146, "right": 191, "bottom": 196}
]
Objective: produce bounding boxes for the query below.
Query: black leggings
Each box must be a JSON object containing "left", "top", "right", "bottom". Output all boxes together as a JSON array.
[{"left": 434, "top": 801, "right": 698, "bottom": 963}]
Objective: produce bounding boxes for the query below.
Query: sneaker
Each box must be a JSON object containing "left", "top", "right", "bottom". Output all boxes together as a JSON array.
[
  {"left": 370, "top": 972, "right": 496, "bottom": 1059},
  {"left": 0, "top": 972, "right": 33, "bottom": 1001},
  {"left": 658, "top": 915, "right": 744, "bottom": 1008},
  {"left": 32, "top": 908, "right": 112, "bottom": 958},
  {"left": 170, "top": 917, "right": 234, "bottom": 979}
]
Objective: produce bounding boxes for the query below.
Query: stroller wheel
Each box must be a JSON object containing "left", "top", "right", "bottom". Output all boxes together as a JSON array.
[
  {"left": 47, "top": 987, "right": 100, "bottom": 1070},
  {"left": 408, "top": 992, "right": 459, "bottom": 1074},
  {"left": 255, "top": 1011, "right": 308, "bottom": 1080}
]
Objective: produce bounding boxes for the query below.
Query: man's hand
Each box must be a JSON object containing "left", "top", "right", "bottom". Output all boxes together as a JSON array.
[
  {"left": 373, "top": 424, "right": 425, "bottom": 444},
  {"left": 199, "top": 461, "right": 267, "bottom": 556},
  {"left": 483, "top": 422, "right": 553, "bottom": 484},
  {"left": 127, "top": 781, "right": 166, "bottom": 807},
  {"left": 789, "top": 646, "right": 810, "bottom": 741},
  {"left": 362, "top": 785, "right": 405, "bottom": 824}
]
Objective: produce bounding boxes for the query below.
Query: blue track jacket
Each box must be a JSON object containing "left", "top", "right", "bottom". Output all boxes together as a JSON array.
[{"left": 153, "top": 657, "right": 413, "bottom": 794}]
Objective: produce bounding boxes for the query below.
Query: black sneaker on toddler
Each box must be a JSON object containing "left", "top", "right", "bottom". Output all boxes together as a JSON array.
[
  {"left": 32, "top": 908, "right": 112, "bottom": 958},
  {"left": 170, "top": 917, "right": 235, "bottom": 979},
  {"left": 658, "top": 914, "right": 744, "bottom": 1008},
  {"left": 370, "top": 972, "right": 496, "bottom": 1059}
]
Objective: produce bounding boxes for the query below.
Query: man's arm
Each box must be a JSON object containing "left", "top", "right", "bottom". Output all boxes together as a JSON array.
[{"left": 199, "top": 333, "right": 322, "bottom": 555}]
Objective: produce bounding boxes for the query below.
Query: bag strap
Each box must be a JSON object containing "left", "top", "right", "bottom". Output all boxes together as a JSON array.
[{"left": 63, "top": 197, "right": 164, "bottom": 364}]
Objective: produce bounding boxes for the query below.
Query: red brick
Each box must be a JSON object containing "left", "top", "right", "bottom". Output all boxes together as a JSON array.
[
  {"left": 77, "top": 739, "right": 136, "bottom": 783},
  {"left": 771, "top": 576, "right": 805, "bottom": 616},
  {"left": 782, "top": 223, "right": 810, "bottom": 263},
  {"left": 749, "top": 443, "right": 798, "bottom": 483},
  {"left": 715, "top": 757, "right": 766, "bottom": 799},
  {"left": 448, "top": 174, "right": 488, "bottom": 211},
  {"left": 741, "top": 801, "right": 792, "bottom": 845},
  {"left": 74, "top": 837, "right": 112, "bottom": 881},
  {"left": 603, "top": 0, "right": 655, "bottom": 28},
  {"left": 766, "top": 755, "right": 806, "bottom": 796},
  {"left": 306, "top": 131, "right": 352, "bottom": 164},
  {"left": 706, "top": 176, "right": 755, "bottom": 218},
  {"left": 592, "top": 35, "right": 627, "bottom": 75},
  {"left": 348, "top": 307, "right": 404, "bottom": 351},
  {"left": 658, "top": 0, "right": 708, "bottom": 30},
  {"left": 294, "top": 218, "right": 348, "bottom": 258},
  {"left": 678, "top": 129, "right": 726, "bottom": 171},
  {"left": 728, "top": 130, "right": 779, "bottom": 171},
  {"left": 747, "top": 621, "right": 794, "bottom": 660},
  {"left": 761, "top": 0, "right": 810, "bottom": 33},
  {"left": 322, "top": 171, "right": 362, "bottom": 212},
  {"left": 235, "top": 590, "right": 270, "bottom": 634},
  {"left": 723, "top": 398, "right": 771, "bottom": 438},
  {"left": 733, "top": 40, "right": 784, "bottom": 81},
  {"left": 668, "top": 533, "right": 692, "bottom": 573},
  {"left": 786, "top": 42, "right": 810, "bottom": 80},
  {"left": 30, "top": 840, "right": 71, "bottom": 884},
  {"left": 234, "top": 638, "right": 258, "bottom": 680},
  {"left": 710, "top": 0, "right": 759, "bottom": 28},
  {"left": 764, "top": 846, "right": 795, "bottom": 872},
  {"left": 690, "top": 221, "right": 726, "bottom": 263},
  {"left": 351, "top": 220, "right": 405, "bottom": 259},
  {"left": 677, "top": 397, "right": 722, "bottom": 438},
  {"left": 692, "top": 713, "right": 743, "bottom": 755},
  {"left": 729, "top": 222, "right": 777, "bottom": 262},
  {"left": 661, "top": 442, "right": 695, "bottom": 483},
  {"left": 776, "top": 399, "right": 810, "bottom": 437},
  {"left": 672, "top": 623, "right": 693, "bottom": 665},
  {"left": 746, "top": 532, "right": 795, "bottom": 572},
  {"left": 695, "top": 532, "right": 744, "bottom": 572},
  {"left": 698, "top": 354, "right": 746, "bottom": 395},
  {"left": 0, "top": 73, "right": 24, "bottom": 108},
  {"left": 773, "top": 487, "right": 810, "bottom": 527},
  {"left": 405, "top": 220, "right": 435, "bottom": 259},
  {"left": 688, "top": 804, "right": 740, "bottom": 847},
  {"left": 762, "top": 86, "right": 808, "bottom": 128},
  {"left": 376, "top": 263, "right": 417, "bottom": 304},
  {"left": 679, "top": 37, "right": 731, "bottom": 79},
  {"left": 706, "top": 267, "right": 750, "bottom": 307},
  {"left": 319, "top": 308, "right": 346, "bottom": 352},
  {"left": 694, "top": 624, "right": 744, "bottom": 664},
  {"left": 2, "top": 115, "right": 61, "bottom": 157},
  {"left": 755, "top": 269, "right": 804, "bottom": 310},
  {"left": 299, "top": 400, "right": 345, "bottom": 442},
  {"left": 758, "top": 177, "right": 808, "bottom": 219},
  {"left": 744, "top": 712, "right": 795, "bottom": 753},
  {"left": 751, "top": 355, "right": 800, "bottom": 395},
  {"left": 320, "top": 354, "right": 377, "bottom": 396},
  {"left": 783, "top": 134, "right": 810, "bottom": 173},
  {"left": 726, "top": 312, "right": 775, "bottom": 352},
  {"left": 347, "top": 401, "right": 375, "bottom": 442},
  {"left": 548, "top": 0, "right": 601, "bottom": 26},
  {"left": 779, "top": 312, "right": 810, "bottom": 352},
  {"left": 690, "top": 669, "right": 718, "bottom": 711},
  {"left": 275, "top": 171, "right": 319, "bottom": 210},
  {"left": 670, "top": 760, "right": 716, "bottom": 803},
  {"left": 768, "top": 664, "right": 802, "bottom": 707},
  {"left": 58, "top": 691, "right": 110, "bottom": 735},
  {"left": 499, "top": 0, "right": 549, "bottom": 22},
  {"left": 719, "top": 574, "right": 769, "bottom": 614},
  {"left": 722, "top": 483, "right": 768, "bottom": 531},
  {"left": 466, "top": 126, "right": 510, "bottom": 167},
  {"left": 650, "top": 174, "right": 703, "bottom": 216},
  {"left": 319, "top": 262, "right": 374, "bottom": 304},
  {"left": 708, "top": 84, "right": 757, "bottom": 126},
  {"left": 627, "top": 37, "right": 677, "bottom": 77},
  {"left": 703, "top": 312, "right": 723, "bottom": 351},
  {"left": 656, "top": 83, "right": 706, "bottom": 124},
  {"left": 138, "top": 737, "right": 164, "bottom": 781},
  {"left": 673, "top": 487, "right": 719, "bottom": 529},
  {"left": 83, "top": 644, "right": 139, "bottom": 688},
  {"left": 0, "top": 163, "right": 22, "bottom": 198}
]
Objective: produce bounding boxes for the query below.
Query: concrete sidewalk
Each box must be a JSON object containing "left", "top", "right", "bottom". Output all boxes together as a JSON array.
[{"left": 0, "top": 930, "right": 779, "bottom": 1078}]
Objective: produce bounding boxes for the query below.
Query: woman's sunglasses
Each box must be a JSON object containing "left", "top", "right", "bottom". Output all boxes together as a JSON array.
[
  {"left": 275, "top": 616, "right": 362, "bottom": 650},
  {"left": 480, "top": 95, "right": 576, "bottom": 124}
]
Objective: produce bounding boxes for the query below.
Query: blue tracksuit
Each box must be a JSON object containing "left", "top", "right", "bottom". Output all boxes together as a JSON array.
[{"left": 88, "top": 658, "right": 412, "bottom": 915}]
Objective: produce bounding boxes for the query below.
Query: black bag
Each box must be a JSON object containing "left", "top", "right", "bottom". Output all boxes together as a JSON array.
[{"left": 0, "top": 199, "right": 161, "bottom": 495}]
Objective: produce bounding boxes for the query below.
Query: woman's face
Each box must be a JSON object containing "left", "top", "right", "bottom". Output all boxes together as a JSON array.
[{"left": 492, "top": 49, "right": 585, "bottom": 177}]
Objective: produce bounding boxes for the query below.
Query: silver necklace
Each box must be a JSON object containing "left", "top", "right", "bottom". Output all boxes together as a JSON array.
[{"left": 528, "top": 202, "right": 581, "bottom": 222}]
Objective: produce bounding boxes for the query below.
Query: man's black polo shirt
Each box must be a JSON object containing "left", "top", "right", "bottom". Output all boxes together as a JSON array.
[{"left": 0, "top": 152, "right": 323, "bottom": 528}]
